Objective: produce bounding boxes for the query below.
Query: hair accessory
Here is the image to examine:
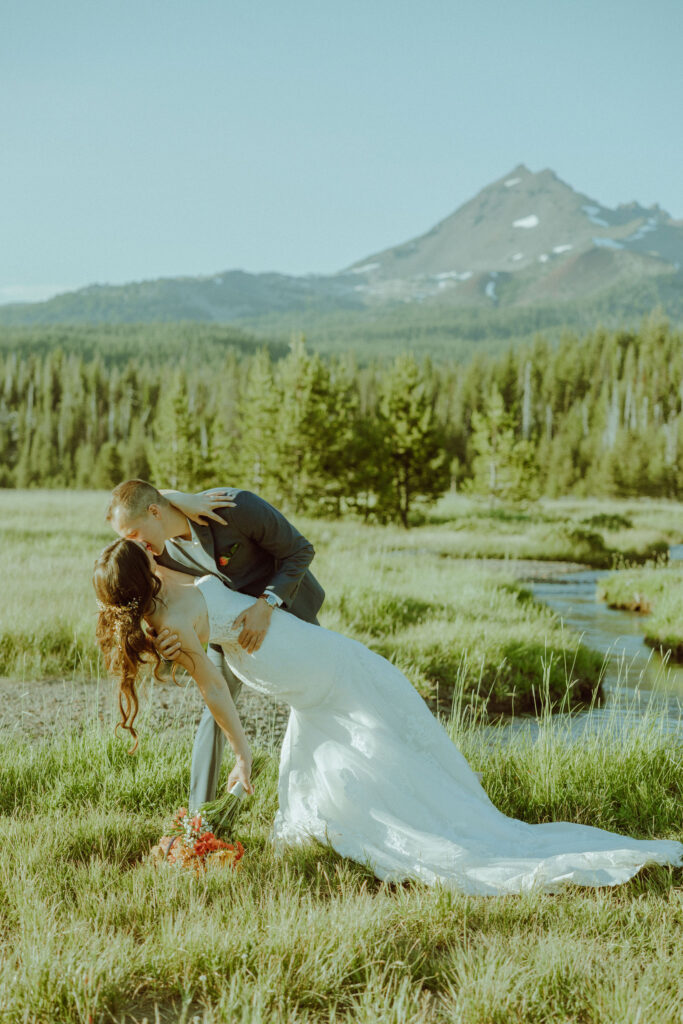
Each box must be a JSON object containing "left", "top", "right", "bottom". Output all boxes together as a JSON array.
[{"left": 96, "top": 597, "right": 140, "bottom": 614}]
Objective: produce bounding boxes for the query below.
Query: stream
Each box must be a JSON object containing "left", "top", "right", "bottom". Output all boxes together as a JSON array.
[{"left": 490, "top": 547, "right": 683, "bottom": 742}]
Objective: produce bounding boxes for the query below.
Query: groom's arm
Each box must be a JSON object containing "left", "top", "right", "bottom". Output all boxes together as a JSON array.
[
  {"left": 163, "top": 486, "right": 315, "bottom": 605},
  {"left": 222, "top": 490, "right": 315, "bottom": 608},
  {"left": 162, "top": 486, "right": 317, "bottom": 653}
]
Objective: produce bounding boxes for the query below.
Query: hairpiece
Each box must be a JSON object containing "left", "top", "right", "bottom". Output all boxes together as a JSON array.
[{"left": 97, "top": 598, "right": 140, "bottom": 614}]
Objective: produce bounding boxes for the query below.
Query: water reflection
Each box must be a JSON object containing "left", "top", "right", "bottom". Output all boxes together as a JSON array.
[
  {"left": 497, "top": 553, "right": 683, "bottom": 741},
  {"left": 529, "top": 569, "right": 683, "bottom": 699}
]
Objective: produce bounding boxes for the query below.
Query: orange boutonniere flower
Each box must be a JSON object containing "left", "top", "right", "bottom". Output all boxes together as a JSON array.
[{"left": 218, "top": 543, "right": 239, "bottom": 568}]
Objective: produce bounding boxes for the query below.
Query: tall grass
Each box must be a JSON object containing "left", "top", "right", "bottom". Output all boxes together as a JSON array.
[
  {"left": 0, "top": 677, "right": 681, "bottom": 1023},
  {"left": 599, "top": 565, "right": 683, "bottom": 661},
  {"left": 0, "top": 490, "right": 605, "bottom": 711}
]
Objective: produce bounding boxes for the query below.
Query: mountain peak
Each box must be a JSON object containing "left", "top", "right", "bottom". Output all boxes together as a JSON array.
[
  {"left": 1, "top": 165, "right": 680, "bottom": 327},
  {"left": 341, "top": 164, "right": 681, "bottom": 305}
]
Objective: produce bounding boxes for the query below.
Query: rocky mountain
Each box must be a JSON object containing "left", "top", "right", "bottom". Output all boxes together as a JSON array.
[
  {"left": 341, "top": 164, "right": 683, "bottom": 307},
  {"left": 1, "top": 164, "right": 681, "bottom": 326}
]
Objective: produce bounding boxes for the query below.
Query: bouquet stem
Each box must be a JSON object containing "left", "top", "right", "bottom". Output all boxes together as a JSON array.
[{"left": 199, "top": 752, "right": 270, "bottom": 836}]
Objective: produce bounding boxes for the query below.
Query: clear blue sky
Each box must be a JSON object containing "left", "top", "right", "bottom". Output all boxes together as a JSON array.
[{"left": 2, "top": 0, "right": 681, "bottom": 303}]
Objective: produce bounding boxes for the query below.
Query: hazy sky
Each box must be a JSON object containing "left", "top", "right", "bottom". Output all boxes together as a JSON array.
[{"left": 2, "top": 0, "right": 681, "bottom": 303}]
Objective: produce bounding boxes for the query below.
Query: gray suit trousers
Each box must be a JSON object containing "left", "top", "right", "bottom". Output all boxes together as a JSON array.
[
  {"left": 189, "top": 617, "right": 319, "bottom": 811},
  {"left": 189, "top": 643, "right": 242, "bottom": 811}
]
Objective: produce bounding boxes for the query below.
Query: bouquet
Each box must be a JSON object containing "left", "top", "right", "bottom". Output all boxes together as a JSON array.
[
  {"left": 149, "top": 754, "right": 268, "bottom": 872},
  {"left": 200, "top": 752, "right": 269, "bottom": 834},
  {"left": 150, "top": 807, "right": 244, "bottom": 873}
]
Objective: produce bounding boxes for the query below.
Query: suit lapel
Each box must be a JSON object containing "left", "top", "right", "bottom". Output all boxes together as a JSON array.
[
  {"left": 158, "top": 527, "right": 228, "bottom": 585},
  {"left": 202, "top": 521, "right": 234, "bottom": 586},
  {"left": 157, "top": 547, "right": 203, "bottom": 576},
  {"left": 193, "top": 522, "right": 216, "bottom": 561},
  {"left": 187, "top": 521, "right": 234, "bottom": 586}
]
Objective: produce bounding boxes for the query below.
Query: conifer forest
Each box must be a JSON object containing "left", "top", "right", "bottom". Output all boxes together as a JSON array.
[{"left": 1, "top": 313, "right": 682, "bottom": 523}]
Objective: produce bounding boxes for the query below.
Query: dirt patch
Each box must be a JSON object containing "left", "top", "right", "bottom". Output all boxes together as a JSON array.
[
  {"left": 0, "top": 672, "right": 451, "bottom": 752},
  {"left": 0, "top": 674, "right": 291, "bottom": 752}
]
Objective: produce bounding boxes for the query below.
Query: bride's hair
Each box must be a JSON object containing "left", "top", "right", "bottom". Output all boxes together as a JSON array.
[{"left": 93, "top": 538, "right": 164, "bottom": 751}]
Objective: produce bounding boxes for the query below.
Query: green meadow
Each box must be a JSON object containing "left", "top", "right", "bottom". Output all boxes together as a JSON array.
[
  {"left": 0, "top": 695, "right": 681, "bottom": 1023},
  {"left": 2, "top": 489, "right": 681, "bottom": 711},
  {"left": 599, "top": 564, "right": 683, "bottom": 662},
  {"left": 2, "top": 490, "right": 683, "bottom": 1021}
]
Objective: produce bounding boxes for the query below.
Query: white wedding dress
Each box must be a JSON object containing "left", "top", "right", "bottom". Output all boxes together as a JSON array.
[{"left": 195, "top": 576, "right": 683, "bottom": 896}]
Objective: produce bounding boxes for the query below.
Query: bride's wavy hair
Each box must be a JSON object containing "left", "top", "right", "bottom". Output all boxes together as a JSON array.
[{"left": 93, "top": 538, "right": 164, "bottom": 751}]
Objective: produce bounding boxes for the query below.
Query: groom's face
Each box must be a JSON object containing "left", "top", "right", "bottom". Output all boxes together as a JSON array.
[{"left": 111, "top": 504, "right": 168, "bottom": 556}]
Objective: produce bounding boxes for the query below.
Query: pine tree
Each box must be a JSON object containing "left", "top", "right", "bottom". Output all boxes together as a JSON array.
[
  {"left": 230, "top": 349, "right": 280, "bottom": 499},
  {"left": 468, "top": 386, "right": 539, "bottom": 504},
  {"left": 374, "top": 354, "right": 448, "bottom": 526},
  {"left": 272, "top": 337, "right": 335, "bottom": 513},
  {"left": 92, "top": 441, "right": 124, "bottom": 489},
  {"left": 150, "top": 372, "right": 201, "bottom": 489}
]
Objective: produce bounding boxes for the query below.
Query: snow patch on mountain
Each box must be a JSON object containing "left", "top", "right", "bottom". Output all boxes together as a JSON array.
[
  {"left": 582, "top": 205, "right": 609, "bottom": 227},
  {"left": 435, "top": 270, "right": 473, "bottom": 281},
  {"left": 512, "top": 252, "right": 524, "bottom": 261},
  {"left": 538, "top": 254, "right": 549, "bottom": 263},
  {"left": 593, "top": 237, "right": 624, "bottom": 250},
  {"left": 552, "top": 244, "right": 573, "bottom": 254},
  {"left": 626, "top": 218, "right": 658, "bottom": 241},
  {"left": 485, "top": 272, "right": 499, "bottom": 302},
  {"left": 350, "top": 262, "right": 380, "bottom": 274},
  {"left": 504, "top": 177, "right": 521, "bottom": 187},
  {"left": 513, "top": 214, "right": 539, "bottom": 229}
]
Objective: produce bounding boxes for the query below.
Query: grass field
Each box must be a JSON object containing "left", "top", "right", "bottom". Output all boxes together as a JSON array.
[
  {"left": 0, "top": 490, "right": 615, "bottom": 714},
  {"left": 599, "top": 565, "right": 683, "bottom": 662},
  {"left": 0, "top": 691, "right": 681, "bottom": 1024},
  {"left": 421, "top": 493, "right": 676, "bottom": 567},
  {"left": 4, "top": 488, "right": 683, "bottom": 711},
  {"left": 2, "top": 491, "right": 683, "bottom": 1021}
]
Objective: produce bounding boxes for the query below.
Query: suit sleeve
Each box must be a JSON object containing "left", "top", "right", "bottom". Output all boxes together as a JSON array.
[{"left": 217, "top": 490, "right": 315, "bottom": 608}]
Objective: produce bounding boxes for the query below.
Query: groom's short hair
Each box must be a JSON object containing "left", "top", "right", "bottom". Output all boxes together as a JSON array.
[{"left": 106, "top": 479, "right": 170, "bottom": 522}]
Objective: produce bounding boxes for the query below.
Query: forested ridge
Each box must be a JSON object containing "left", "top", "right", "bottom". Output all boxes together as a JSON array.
[
  {"left": 1, "top": 313, "right": 682, "bottom": 522},
  {"left": 2, "top": 268, "right": 682, "bottom": 360}
]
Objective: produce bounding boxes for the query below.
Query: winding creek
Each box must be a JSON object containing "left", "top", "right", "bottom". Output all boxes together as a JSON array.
[{"left": 493, "top": 547, "right": 683, "bottom": 742}]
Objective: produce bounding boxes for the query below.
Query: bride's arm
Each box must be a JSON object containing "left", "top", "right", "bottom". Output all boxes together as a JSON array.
[
  {"left": 159, "top": 488, "right": 235, "bottom": 525},
  {"left": 172, "top": 625, "right": 254, "bottom": 794}
]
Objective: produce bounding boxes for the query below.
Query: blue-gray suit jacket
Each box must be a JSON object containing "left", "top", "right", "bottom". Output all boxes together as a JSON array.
[{"left": 156, "top": 488, "right": 324, "bottom": 625}]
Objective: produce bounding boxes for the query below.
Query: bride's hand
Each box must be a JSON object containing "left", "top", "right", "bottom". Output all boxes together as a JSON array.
[
  {"left": 169, "top": 490, "right": 236, "bottom": 525},
  {"left": 227, "top": 750, "right": 254, "bottom": 795}
]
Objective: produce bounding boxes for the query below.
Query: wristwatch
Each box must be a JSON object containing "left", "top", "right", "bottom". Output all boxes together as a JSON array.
[{"left": 259, "top": 592, "right": 282, "bottom": 609}]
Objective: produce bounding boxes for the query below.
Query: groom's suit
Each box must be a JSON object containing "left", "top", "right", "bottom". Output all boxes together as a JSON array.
[{"left": 156, "top": 487, "right": 324, "bottom": 809}]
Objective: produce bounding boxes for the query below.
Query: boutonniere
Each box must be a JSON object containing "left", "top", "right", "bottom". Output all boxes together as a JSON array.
[{"left": 218, "top": 543, "right": 239, "bottom": 567}]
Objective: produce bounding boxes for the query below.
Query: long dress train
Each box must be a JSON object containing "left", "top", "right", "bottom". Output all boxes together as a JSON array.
[{"left": 195, "top": 576, "right": 683, "bottom": 896}]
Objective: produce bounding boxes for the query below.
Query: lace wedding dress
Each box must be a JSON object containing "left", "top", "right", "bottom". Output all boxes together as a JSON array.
[{"left": 195, "top": 576, "right": 683, "bottom": 896}]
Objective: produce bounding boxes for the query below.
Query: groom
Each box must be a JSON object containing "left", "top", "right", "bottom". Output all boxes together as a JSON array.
[{"left": 106, "top": 479, "right": 325, "bottom": 809}]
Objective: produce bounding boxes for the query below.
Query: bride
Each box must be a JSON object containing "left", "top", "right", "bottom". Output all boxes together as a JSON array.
[{"left": 93, "top": 537, "right": 683, "bottom": 896}]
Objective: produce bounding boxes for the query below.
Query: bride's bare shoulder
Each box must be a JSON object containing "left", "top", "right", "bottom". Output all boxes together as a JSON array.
[
  {"left": 145, "top": 595, "right": 171, "bottom": 632},
  {"left": 146, "top": 585, "right": 208, "bottom": 646}
]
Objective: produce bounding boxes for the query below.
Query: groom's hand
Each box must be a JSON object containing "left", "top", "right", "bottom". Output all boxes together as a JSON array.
[
  {"left": 232, "top": 599, "right": 273, "bottom": 654},
  {"left": 151, "top": 627, "right": 182, "bottom": 661}
]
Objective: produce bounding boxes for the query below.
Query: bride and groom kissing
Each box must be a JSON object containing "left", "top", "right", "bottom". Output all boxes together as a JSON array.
[{"left": 94, "top": 478, "right": 683, "bottom": 896}]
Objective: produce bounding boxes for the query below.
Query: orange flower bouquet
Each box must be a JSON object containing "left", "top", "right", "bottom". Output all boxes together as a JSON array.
[{"left": 150, "top": 807, "right": 244, "bottom": 873}]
